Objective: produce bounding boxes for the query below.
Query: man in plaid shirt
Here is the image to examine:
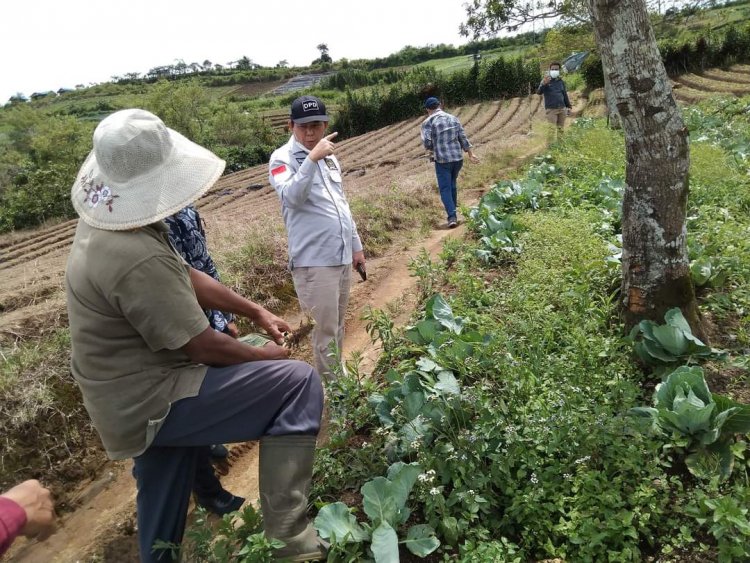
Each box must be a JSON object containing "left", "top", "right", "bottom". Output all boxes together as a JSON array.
[{"left": 420, "top": 97, "right": 480, "bottom": 228}]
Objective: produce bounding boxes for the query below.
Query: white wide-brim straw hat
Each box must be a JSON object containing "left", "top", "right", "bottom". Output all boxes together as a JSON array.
[{"left": 71, "top": 108, "right": 225, "bottom": 231}]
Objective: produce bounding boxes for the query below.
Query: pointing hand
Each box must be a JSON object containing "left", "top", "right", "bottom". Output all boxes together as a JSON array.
[{"left": 309, "top": 132, "right": 339, "bottom": 162}]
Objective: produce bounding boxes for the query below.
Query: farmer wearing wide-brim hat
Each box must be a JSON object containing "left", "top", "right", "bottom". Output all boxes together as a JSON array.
[{"left": 66, "top": 109, "right": 327, "bottom": 562}]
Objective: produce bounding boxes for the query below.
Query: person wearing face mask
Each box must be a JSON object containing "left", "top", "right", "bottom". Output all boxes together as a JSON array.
[{"left": 537, "top": 62, "right": 572, "bottom": 141}]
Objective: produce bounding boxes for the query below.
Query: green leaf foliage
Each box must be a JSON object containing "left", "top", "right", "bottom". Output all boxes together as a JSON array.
[
  {"left": 371, "top": 523, "right": 399, "bottom": 563},
  {"left": 426, "top": 294, "right": 464, "bottom": 334},
  {"left": 630, "top": 308, "right": 723, "bottom": 367},
  {"left": 632, "top": 366, "right": 750, "bottom": 480},
  {"left": 363, "top": 477, "right": 401, "bottom": 526},
  {"left": 314, "top": 502, "right": 369, "bottom": 544},
  {"left": 404, "top": 524, "right": 441, "bottom": 557}
]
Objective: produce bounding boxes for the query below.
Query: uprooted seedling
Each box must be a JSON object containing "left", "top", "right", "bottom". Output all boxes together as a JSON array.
[
  {"left": 236, "top": 316, "right": 315, "bottom": 349},
  {"left": 283, "top": 316, "right": 315, "bottom": 350}
]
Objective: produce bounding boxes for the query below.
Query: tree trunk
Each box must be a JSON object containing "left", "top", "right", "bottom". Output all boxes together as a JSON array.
[
  {"left": 587, "top": 0, "right": 705, "bottom": 339},
  {"left": 603, "top": 72, "right": 621, "bottom": 129}
]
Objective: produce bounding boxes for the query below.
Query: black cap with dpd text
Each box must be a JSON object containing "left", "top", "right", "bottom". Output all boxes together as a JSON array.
[{"left": 290, "top": 95, "right": 329, "bottom": 124}]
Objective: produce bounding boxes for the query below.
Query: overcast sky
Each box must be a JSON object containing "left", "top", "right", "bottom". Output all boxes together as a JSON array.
[{"left": 0, "top": 0, "right": 477, "bottom": 104}]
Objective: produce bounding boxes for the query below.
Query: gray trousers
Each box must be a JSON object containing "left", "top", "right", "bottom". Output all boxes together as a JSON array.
[
  {"left": 132, "top": 360, "right": 323, "bottom": 562},
  {"left": 291, "top": 265, "right": 352, "bottom": 379},
  {"left": 545, "top": 108, "right": 567, "bottom": 141}
]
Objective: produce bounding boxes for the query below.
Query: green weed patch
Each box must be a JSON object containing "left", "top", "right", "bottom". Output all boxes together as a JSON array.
[
  {"left": 0, "top": 330, "right": 101, "bottom": 508},
  {"left": 307, "top": 98, "right": 750, "bottom": 562}
]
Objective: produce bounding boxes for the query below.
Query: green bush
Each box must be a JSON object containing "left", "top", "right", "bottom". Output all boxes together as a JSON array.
[
  {"left": 331, "top": 56, "right": 540, "bottom": 139},
  {"left": 309, "top": 107, "right": 750, "bottom": 561},
  {"left": 581, "top": 54, "right": 605, "bottom": 90}
]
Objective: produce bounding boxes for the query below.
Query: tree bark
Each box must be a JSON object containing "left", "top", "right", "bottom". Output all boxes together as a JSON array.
[
  {"left": 603, "top": 72, "right": 622, "bottom": 129},
  {"left": 587, "top": 0, "right": 705, "bottom": 339}
]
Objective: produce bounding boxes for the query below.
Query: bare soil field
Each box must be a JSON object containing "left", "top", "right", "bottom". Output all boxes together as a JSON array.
[
  {"left": 670, "top": 63, "right": 750, "bottom": 103},
  {"left": 223, "top": 80, "right": 287, "bottom": 98},
  {"left": 0, "top": 94, "right": 542, "bottom": 345},
  {"left": 2, "top": 78, "right": 747, "bottom": 560}
]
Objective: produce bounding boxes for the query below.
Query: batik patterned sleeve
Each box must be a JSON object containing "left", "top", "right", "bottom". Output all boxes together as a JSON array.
[{"left": 167, "top": 208, "right": 233, "bottom": 330}]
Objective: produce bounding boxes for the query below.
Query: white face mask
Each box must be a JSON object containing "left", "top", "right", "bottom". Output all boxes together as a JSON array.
[{"left": 549, "top": 70, "right": 560, "bottom": 79}]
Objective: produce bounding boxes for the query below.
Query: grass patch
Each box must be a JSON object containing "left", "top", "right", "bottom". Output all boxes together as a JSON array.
[
  {"left": 349, "top": 182, "right": 442, "bottom": 257},
  {"left": 0, "top": 330, "right": 102, "bottom": 509},
  {"left": 416, "top": 45, "right": 534, "bottom": 75},
  {"left": 307, "top": 107, "right": 750, "bottom": 561},
  {"left": 215, "top": 221, "right": 295, "bottom": 315}
]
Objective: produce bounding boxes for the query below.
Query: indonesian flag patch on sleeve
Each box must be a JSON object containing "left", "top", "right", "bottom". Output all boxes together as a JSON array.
[{"left": 270, "top": 163, "right": 291, "bottom": 183}]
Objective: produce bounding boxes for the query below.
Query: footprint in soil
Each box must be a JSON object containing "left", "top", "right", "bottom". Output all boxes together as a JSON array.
[
  {"left": 100, "top": 535, "right": 140, "bottom": 562},
  {"left": 99, "top": 516, "right": 139, "bottom": 562}
]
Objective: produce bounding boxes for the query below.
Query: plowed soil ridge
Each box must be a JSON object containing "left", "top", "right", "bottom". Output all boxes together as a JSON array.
[
  {"left": 675, "top": 73, "right": 750, "bottom": 95},
  {"left": 702, "top": 69, "right": 750, "bottom": 84}
]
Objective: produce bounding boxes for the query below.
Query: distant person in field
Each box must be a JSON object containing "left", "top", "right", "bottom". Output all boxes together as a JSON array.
[
  {"left": 65, "top": 109, "right": 327, "bottom": 562},
  {"left": 268, "top": 95, "right": 365, "bottom": 380},
  {"left": 537, "top": 62, "right": 572, "bottom": 141},
  {"left": 0, "top": 480, "right": 55, "bottom": 556},
  {"left": 420, "top": 97, "right": 480, "bottom": 229}
]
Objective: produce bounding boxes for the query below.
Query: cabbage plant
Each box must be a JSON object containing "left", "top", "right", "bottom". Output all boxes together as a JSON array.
[
  {"left": 628, "top": 308, "right": 725, "bottom": 368},
  {"left": 631, "top": 366, "right": 750, "bottom": 480},
  {"left": 314, "top": 462, "right": 440, "bottom": 561}
]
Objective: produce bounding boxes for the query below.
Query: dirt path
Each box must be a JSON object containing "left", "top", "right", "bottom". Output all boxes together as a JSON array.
[
  {"left": 6, "top": 101, "right": 560, "bottom": 562},
  {"left": 6, "top": 225, "right": 470, "bottom": 563}
]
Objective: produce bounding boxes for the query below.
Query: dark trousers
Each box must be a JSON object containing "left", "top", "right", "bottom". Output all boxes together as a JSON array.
[
  {"left": 192, "top": 446, "right": 223, "bottom": 498},
  {"left": 434, "top": 160, "right": 463, "bottom": 221},
  {"left": 132, "top": 360, "right": 323, "bottom": 562}
]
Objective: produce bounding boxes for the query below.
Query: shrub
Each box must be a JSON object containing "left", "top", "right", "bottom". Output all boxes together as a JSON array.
[
  {"left": 332, "top": 55, "right": 540, "bottom": 139},
  {"left": 581, "top": 54, "right": 605, "bottom": 90}
]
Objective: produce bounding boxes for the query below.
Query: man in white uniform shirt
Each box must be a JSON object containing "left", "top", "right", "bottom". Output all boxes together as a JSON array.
[{"left": 269, "top": 96, "right": 366, "bottom": 379}]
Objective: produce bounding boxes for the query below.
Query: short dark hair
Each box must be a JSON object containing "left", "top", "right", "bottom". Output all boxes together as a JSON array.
[{"left": 549, "top": 62, "right": 561, "bottom": 69}]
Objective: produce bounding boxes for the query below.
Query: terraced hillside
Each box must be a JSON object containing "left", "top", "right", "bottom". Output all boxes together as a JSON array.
[
  {"left": 0, "top": 95, "right": 544, "bottom": 343},
  {"left": 581, "top": 64, "right": 750, "bottom": 117},
  {"left": 0, "top": 73, "right": 743, "bottom": 345},
  {"left": 671, "top": 63, "right": 750, "bottom": 103}
]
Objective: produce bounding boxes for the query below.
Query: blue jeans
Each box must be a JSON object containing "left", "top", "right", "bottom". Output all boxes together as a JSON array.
[{"left": 434, "top": 160, "right": 463, "bottom": 221}]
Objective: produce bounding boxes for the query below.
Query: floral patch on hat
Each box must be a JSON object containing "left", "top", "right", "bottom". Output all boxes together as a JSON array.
[{"left": 80, "top": 172, "right": 119, "bottom": 212}]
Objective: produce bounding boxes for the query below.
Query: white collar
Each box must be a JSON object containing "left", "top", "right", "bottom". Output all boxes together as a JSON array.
[{"left": 289, "top": 135, "right": 310, "bottom": 155}]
